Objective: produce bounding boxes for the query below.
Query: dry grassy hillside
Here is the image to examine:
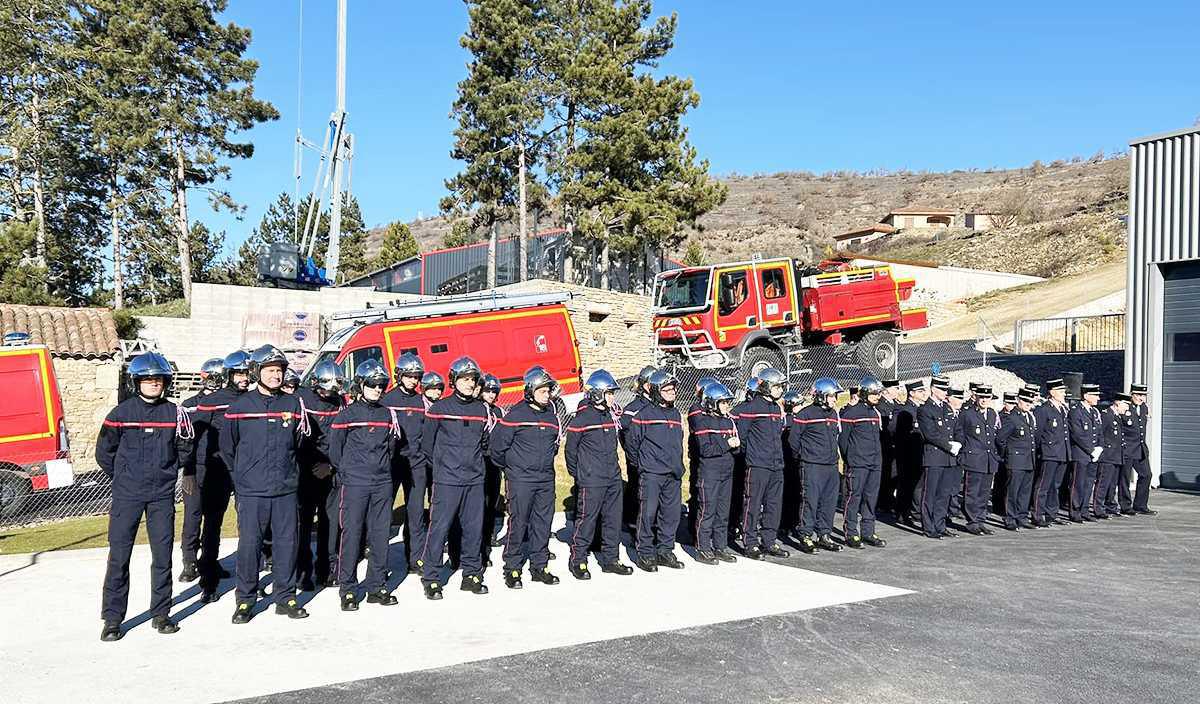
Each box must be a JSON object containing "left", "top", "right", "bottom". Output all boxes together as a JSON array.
[{"left": 367, "top": 156, "right": 1129, "bottom": 278}]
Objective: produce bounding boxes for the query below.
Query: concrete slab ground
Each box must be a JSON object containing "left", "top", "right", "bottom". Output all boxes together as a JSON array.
[{"left": 3, "top": 493, "right": 1196, "bottom": 704}]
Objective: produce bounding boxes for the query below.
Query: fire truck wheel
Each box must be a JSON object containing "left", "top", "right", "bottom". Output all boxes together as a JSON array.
[
  {"left": 856, "top": 330, "right": 897, "bottom": 377},
  {"left": 0, "top": 468, "right": 32, "bottom": 521},
  {"left": 741, "top": 346, "right": 785, "bottom": 380}
]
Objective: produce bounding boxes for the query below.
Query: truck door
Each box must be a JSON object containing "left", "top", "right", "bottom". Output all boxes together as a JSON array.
[
  {"left": 756, "top": 261, "right": 798, "bottom": 329},
  {"left": 713, "top": 266, "right": 758, "bottom": 348}
]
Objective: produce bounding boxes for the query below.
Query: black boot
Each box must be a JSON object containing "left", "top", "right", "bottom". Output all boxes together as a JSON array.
[
  {"left": 765, "top": 542, "right": 790, "bottom": 558},
  {"left": 505, "top": 569, "right": 524, "bottom": 589},
  {"left": 600, "top": 562, "right": 634, "bottom": 575},
  {"left": 714, "top": 549, "right": 738, "bottom": 563},
  {"left": 694, "top": 550, "right": 719, "bottom": 565},
  {"left": 744, "top": 545, "right": 764, "bottom": 560},
  {"left": 299, "top": 578, "right": 316, "bottom": 592},
  {"left": 423, "top": 582, "right": 443, "bottom": 600},
  {"left": 322, "top": 575, "right": 338, "bottom": 588},
  {"left": 656, "top": 552, "right": 684, "bottom": 569},
  {"left": 100, "top": 621, "right": 122, "bottom": 642},
  {"left": 635, "top": 556, "right": 658, "bottom": 572},
  {"left": 530, "top": 567, "right": 560, "bottom": 585},
  {"left": 178, "top": 562, "right": 199, "bottom": 583},
  {"left": 366, "top": 589, "right": 398, "bottom": 606},
  {"left": 341, "top": 592, "right": 359, "bottom": 612},
  {"left": 817, "top": 535, "right": 843, "bottom": 552},
  {"left": 846, "top": 535, "right": 865, "bottom": 549},
  {"left": 862, "top": 534, "right": 887, "bottom": 547},
  {"left": 151, "top": 615, "right": 179, "bottom": 634},
  {"left": 231, "top": 602, "right": 253, "bottom": 624},
  {"left": 570, "top": 562, "right": 592, "bottom": 580},
  {"left": 199, "top": 590, "right": 219, "bottom": 604},
  {"left": 460, "top": 574, "right": 489, "bottom": 594},
  {"left": 798, "top": 535, "right": 817, "bottom": 554},
  {"left": 275, "top": 598, "right": 309, "bottom": 619}
]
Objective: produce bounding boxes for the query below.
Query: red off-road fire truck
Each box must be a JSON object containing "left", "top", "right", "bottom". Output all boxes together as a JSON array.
[
  {"left": 306, "top": 292, "right": 584, "bottom": 407},
  {"left": 651, "top": 257, "right": 928, "bottom": 379}
]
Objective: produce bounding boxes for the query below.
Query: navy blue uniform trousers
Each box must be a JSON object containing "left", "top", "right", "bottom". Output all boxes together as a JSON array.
[
  {"left": 235, "top": 493, "right": 298, "bottom": 604},
  {"left": 337, "top": 483, "right": 391, "bottom": 594},
  {"left": 920, "top": 466, "right": 959, "bottom": 537},
  {"left": 1005, "top": 469, "right": 1035, "bottom": 527},
  {"left": 962, "top": 471, "right": 994, "bottom": 529},
  {"left": 1069, "top": 461, "right": 1098, "bottom": 519},
  {"left": 297, "top": 472, "right": 338, "bottom": 584},
  {"left": 637, "top": 472, "right": 681, "bottom": 559},
  {"left": 800, "top": 464, "right": 839, "bottom": 537},
  {"left": 570, "top": 481, "right": 623, "bottom": 565},
  {"left": 1096, "top": 462, "right": 1120, "bottom": 516},
  {"left": 102, "top": 498, "right": 175, "bottom": 623},
  {"left": 180, "top": 470, "right": 232, "bottom": 592},
  {"left": 422, "top": 482, "right": 484, "bottom": 583},
  {"left": 694, "top": 471, "right": 733, "bottom": 552},
  {"left": 502, "top": 480, "right": 555, "bottom": 571},
  {"left": 741, "top": 466, "right": 783, "bottom": 548},
  {"left": 1033, "top": 460, "right": 1069, "bottom": 522},
  {"left": 402, "top": 462, "right": 430, "bottom": 570},
  {"left": 842, "top": 467, "right": 880, "bottom": 539}
]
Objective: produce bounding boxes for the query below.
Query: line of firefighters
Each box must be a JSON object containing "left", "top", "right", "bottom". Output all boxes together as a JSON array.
[{"left": 93, "top": 346, "right": 1155, "bottom": 642}]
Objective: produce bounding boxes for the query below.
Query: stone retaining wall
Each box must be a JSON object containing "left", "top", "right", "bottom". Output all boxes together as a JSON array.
[{"left": 52, "top": 357, "right": 121, "bottom": 472}]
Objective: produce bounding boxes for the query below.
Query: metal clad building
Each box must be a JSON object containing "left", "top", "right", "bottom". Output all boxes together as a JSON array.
[{"left": 1125, "top": 125, "right": 1200, "bottom": 489}]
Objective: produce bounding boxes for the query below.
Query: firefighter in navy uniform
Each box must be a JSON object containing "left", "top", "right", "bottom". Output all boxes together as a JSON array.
[
  {"left": 1095, "top": 392, "right": 1130, "bottom": 520},
  {"left": 780, "top": 389, "right": 805, "bottom": 540},
  {"left": 620, "top": 365, "right": 657, "bottom": 527},
  {"left": 733, "top": 367, "right": 790, "bottom": 560},
  {"left": 329, "top": 361, "right": 400, "bottom": 611},
  {"left": 918, "top": 377, "right": 962, "bottom": 539},
  {"left": 1068, "top": 383, "right": 1103, "bottom": 522},
  {"left": 893, "top": 380, "right": 928, "bottom": 528},
  {"left": 419, "top": 357, "right": 491, "bottom": 599},
  {"left": 564, "top": 370, "right": 636, "bottom": 579},
  {"left": 691, "top": 381, "right": 741, "bottom": 565},
  {"left": 295, "top": 360, "right": 346, "bottom": 590},
  {"left": 1033, "top": 379, "right": 1071, "bottom": 526},
  {"left": 178, "top": 357, "right": 225, "bottom": 585},
  {"left": 839, "top": 376, "right": 887, "bottom": 548},
  {"left": 1124, "top": 384, "right": 1157, "bottom": 515},
  {"left": 997, "top": 388, "right": 1038, "bottom": 530},
  {"left": 422, "top": 371, "right": 445, "bottom": 404},
  {"left": 956, "top": 385, "right": 1000, "bottom": 536},
  {"left": 96, "top": 353, "right": 193, "bottom": 642},
  {"left": 791, "top": 377, "right": 844, "bottom": 553},
  {"left": 874, "top": 379, "right": 900, "bottom": 518},
  {"left": 220, "top": 345, "right": 310, "bottom": 623},
  {"left": 381, "top": 353, "right": 431, "bottom": 574},
  {"left": 479, "top": 373, "right": 506, "bottom": 557},
  {"left": 182, "top": 350, "right": 249, "bottom": 602},
  {"left": 491, "top": 367, "right": 562, "bottom": 589},
  {"left": 281, "top": 369, "right": 301, "bottom": 394},
  {"left": 626, "top": 369, "right": 687, "bottom": 572}
]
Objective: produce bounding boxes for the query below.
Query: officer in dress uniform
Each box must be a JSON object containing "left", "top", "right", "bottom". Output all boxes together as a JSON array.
[
  {"left": 565, "top": 370, "right": 636, "bottom": 579},
  {"left": 691, "top": 381, "right": 741, "bottom": 565},
  {"left": 178, "top": 357, "right": 225, "bottom": 585},
  {"left": 381, "top": 354, "right": 431, "bottom": 574},
  {"left": 295, "top": 360, "right": 345, "bottom": 591},
  {"left": 626, "top": 369, "right": 687, "bottom": 572},
  {"left": 838, "top": 376, "right": 887, "bottom": 548},
  {"left": 733, "top": 367, "right": 790, "bottom": 560},
  {"left": 956, "top": 384, "right": 1000, "bottom": 536},
  {"left": 221, "top": 344, "right": 310, "bottom": 623},
  {"left": 1094, "top": 392, "right": 1130, "bottom": 520},
  {"left": 419, "top": 357, "right": 491, "bottom": 599},
  {"left": 790, "top": 377, "right": 844, "bottom": 553},
  {"left": 1067, "top": 383, "right": 1103, "bottom": 522},
  {"left": 1033, "top": 379, "right": 1071, "bottom": 527},
  {"left": 874, "top": 379, "right": 901, "bottom": 518},
  {"left": 621, "top": 365, "right": 657, "bottom": 528},
  {"left": 330, "top": 361, "right": 400, "bottom": 611},
  {"left": 491, "top": 367, "right": 563, "bottom": 589},
  {"left": 997, "top": 388, "right": 1038, "bottom": 530},
  {"left": 479, "top": 374, "right": 506, "bottom": 558},
  {"left": 918, "top": 377, "right": 962, "bottom": 539},
  {"left": 97, "top": 353, "right": 193, "bottom": 641},
  {"left": 181, "top": 351, "right": 249, "bottom": 602},
  {"left": 1123, "top": 383, "right": 1157, "bottom": 515},
  {"left": 893, "top": 380, "right": 928, "bottom": 527}
]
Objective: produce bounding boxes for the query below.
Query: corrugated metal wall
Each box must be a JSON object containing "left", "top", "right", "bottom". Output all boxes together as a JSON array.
[{"left": 1124, "top": 126, "right": 1200, "bottom": 389}]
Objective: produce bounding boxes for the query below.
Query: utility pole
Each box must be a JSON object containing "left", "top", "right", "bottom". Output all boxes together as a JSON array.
[
  {"left": 487, "top": 222, "right": 498, "bottom": 289},
  {"left": 325, "top": 0, "right": 349, "bottom": 284},
  {"left": 518, "top": 140, "right": 528, "bottom": 283}
]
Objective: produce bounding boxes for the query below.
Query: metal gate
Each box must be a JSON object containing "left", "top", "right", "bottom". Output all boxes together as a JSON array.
[{"left": 1160, "top": 260, "right": 1200, "bottom": 489}]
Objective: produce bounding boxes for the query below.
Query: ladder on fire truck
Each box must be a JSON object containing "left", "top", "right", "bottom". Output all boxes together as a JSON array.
[{"left": 329, "top": 291, "right": 573, "bottom": 326}]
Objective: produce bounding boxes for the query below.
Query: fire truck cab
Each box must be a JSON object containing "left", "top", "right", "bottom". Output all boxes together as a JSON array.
[{"left": 652, "top": 257, "right": 928, "bottom": 377}]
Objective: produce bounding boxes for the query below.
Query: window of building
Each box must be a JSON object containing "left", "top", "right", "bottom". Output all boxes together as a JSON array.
[{"left": 1169, "top": 332, "right": 1200, "bottom": 362}]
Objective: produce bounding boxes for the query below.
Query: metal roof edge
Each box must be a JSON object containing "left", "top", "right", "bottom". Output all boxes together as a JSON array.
[{"left": 1129, "top": 125, "right": 1200, "bottom": 146}]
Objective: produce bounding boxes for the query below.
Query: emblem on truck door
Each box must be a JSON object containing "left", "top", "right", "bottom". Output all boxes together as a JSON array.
[{"left": 535, "top": 335, "right": 548, "bottom": 353}]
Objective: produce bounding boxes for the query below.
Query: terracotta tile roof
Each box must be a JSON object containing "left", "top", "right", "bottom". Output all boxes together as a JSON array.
[
  {"left": 0, "top": 304, "right": 120, "bottom": 359},
  {"left": 835, "top": 224, "right": 897, "bottom": 240}
]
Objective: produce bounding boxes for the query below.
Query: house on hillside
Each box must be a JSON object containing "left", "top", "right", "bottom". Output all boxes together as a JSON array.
[
  {"left": 834, "top": 223, "right": 897, "bottom": 251},
  {"left": 964, "top": 212, "right": 998, "bottom": 230},
  {"left": 880, "top": 207, "right": 957, "bottom": 230}
]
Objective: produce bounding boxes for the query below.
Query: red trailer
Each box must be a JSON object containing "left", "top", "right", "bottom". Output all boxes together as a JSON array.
[{"left": 0, "top": 340, "right": 73, "bottom": 519}]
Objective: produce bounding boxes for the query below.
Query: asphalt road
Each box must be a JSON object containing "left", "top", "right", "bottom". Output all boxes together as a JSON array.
[{"left": 228, "top": 491, "right": 1200, "bottom": 704}]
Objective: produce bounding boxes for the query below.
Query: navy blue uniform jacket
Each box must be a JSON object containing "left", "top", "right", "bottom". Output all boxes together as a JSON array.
[
  {"left": 955, "top": 405, "right": 1000, "bottom": 473},
  {"left": 381, "top": 386, "right": 429, "bottom": 470},
  {"left": 96, "top": 397, "right": 193, "bottom": 502},
  {"left": 918, "top": 399, "right": 957, "bottom": 467},
  {"left": 220, "top": 389, "right": 306, "bottom": 497},
  {"left": 626, "top": 402, "right": 684, "bottom": 478},
  {"left": 1034, "top": 401, "right": 1070, "bottom": 461},
  {"left": 1098, "top": 407, "right": 1125, "bottom": 464},
  {"left": 421, "top": 394, "right": 489, "bottom": 486},
  {"left": 299, "top": 387, "right": 342, "bottom": 467},
  {"left": 329, "top": 400, "right": 397, "bottom": 487},
  {"left": 1123, "top": 403, "right": 1149, "bottom": 462},
  {"left": 1068, "top": 403, "right": 1101, "bottom": 463},
  {"left": 564, "top": 404, "right": 621, "bottom": 487},
  {"left": 692, "top": 412, "right": 738, "bottom": 476},
  {"left": 789, "top": 404, "right": 840, "bottom": 467},
  {"left": 997, "top": 409, "right": 1036, "bottom": 471},
  {"left": 183, "top": 387, "right": 241, "bottom": 476},
  {"left": 490, "top": 400, "right": 561, "bottom": 483},
  {"left": 619, "top": 395, "right": 650, "bottom": 469},
  {"left": 838, "top": 401, "right": 882, "bottom": 469},
  {"left": 733, "top": 397, "right": 784, "bottom": 469}
]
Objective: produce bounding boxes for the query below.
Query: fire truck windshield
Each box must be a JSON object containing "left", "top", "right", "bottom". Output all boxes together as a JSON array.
[{"left": 655, "top": 270, "right": 711, "bottom": 311}]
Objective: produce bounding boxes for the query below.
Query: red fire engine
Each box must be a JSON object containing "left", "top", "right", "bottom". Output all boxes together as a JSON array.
[{"left": 651, "top": 257, "right": 928, "bottom": 378}]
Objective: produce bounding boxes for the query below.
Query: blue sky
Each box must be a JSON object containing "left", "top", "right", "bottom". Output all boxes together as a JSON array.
[{"left": 207, "top": 1, "right": 1200, "bottom": 252}]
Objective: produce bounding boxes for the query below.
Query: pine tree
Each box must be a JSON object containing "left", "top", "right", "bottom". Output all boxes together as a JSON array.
[
  {"left": 682, "top": 240, "right": 704, "bottom": 266},
  {"left": 372, "top": 221, "right": 419, "bottom": 271}
]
